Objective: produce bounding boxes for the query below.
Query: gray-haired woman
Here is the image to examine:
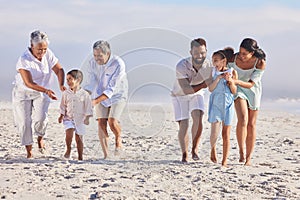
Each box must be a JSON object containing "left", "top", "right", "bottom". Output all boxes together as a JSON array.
[{"left": 12, "top": 30, "right": 66, "bottom": 158}]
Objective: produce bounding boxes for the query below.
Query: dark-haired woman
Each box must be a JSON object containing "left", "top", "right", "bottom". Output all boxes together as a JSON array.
[{"left": 228, "top": 38, "right": 266, "bottom": 166}]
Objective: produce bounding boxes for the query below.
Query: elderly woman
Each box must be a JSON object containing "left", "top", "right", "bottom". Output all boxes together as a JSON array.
[{"left": 12, "top": 30, "right": 66, "bottom": 158}]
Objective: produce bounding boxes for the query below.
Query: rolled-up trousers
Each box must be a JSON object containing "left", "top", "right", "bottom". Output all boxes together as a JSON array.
[{"left": 12, "top": 86, "right": 50, "bottom": 146}]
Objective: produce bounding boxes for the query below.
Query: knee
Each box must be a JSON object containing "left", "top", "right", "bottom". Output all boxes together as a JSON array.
[
  {"left": 237, "top": 115, "right": 248, "bottom": 127},
  {"left": 191, "top": 110, "right": 204, "bottom": 120},
  {"left": 247, "top": 122, "right": 256, "bottom": 130},
  {"left": 33, "top": 120, "right": 47, "bottom": 135},
  {"left": 98, "top": 119, "right": 107, "bottom": 131},
  {"left": 178, "top": 119, "right": 189, "bottom": 130},
  {"left": 108, "top": 118, "right": 120, "bottom": 132}
]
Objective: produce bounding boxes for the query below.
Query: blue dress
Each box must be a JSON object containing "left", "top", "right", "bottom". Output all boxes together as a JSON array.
[{"left": 208, "top": 68, "right": 235, "bottom": 126}]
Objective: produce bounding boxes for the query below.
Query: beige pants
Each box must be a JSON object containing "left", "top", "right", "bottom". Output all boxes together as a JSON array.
[{"left": 12, "top": 86, "right": 50, "bottom": 146}]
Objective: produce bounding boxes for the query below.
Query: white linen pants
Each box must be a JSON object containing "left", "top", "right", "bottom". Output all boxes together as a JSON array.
[{"left": 12, "top": 86, "right": 50, "bottom": 146}]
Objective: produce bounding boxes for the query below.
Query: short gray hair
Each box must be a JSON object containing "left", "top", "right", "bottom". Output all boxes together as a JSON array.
[
  {"left": 30, "top": 30, "right": 49, "bottom": 46},
  {"left": 93, "top": 40, "right": 111, "bottom": 54}
]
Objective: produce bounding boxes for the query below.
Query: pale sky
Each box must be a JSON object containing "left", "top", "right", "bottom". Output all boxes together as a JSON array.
[{"left": 1, "top": 0, "right": 299, "bottom": 102}]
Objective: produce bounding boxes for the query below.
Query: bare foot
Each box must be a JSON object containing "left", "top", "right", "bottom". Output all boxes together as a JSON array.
[
  {"left": 116, "top": 136, "right": 122, "bottom": 148},
  {"left": 64, "top": 151, "right": 71, "bottom": 159},
  {"left": 210, "top": 148, "right": 217, "bottom": 163},
  {"left": 26, "top": 145, "right": 33, "bottom": 158},
  {"left": 239, "top": 151, "right": 245, "bottom": 162},
  {"left": 192, "top": 152, "right": 200, "bottom": 161},
  {"left": 182, "top": 152, "right": 188, "bottom": 163},
  {"left": 103, "top": 151, "right": 108, "bottom": 159},
  {"left": 244, "top": 160, "right": 251, "bottom": 166},
  {"left": 114, "top": 147, "right": 122, "bottom": 156},
  {"left": 37, "top": 136, "right": 45, "bottom": 149},
  {"left": 27, "top": 152, "right": 33, "bottom": 159},
  {"left": 222, "top": 160, "right": 228, "bottom": 167}
]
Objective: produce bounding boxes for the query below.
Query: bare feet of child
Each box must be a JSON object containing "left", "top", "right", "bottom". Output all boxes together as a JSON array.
[
  {"left": 210, "top": 148, "right": 217, "bottom": 163},
  {"left": 192, "top": 152, "right": 200, "bottom": 161},
  {"left": 222, "top": 160, "right": 228, "bottom": 168},
  {"left": 244, "top": 159, "right": 251, "bottom": 166},
  {"left": 182, "top": 152, "right": 188, "bottom": 163}
]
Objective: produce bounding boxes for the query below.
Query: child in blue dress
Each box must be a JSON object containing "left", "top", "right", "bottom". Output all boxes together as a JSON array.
[{"left": 208, "top": 48, "right": 237, "bottom": 167}]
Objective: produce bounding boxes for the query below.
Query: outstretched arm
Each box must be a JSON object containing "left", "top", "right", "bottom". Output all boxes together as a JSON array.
[
  {"left": 52, "top": 63, "right": 66, "bottom": 91},
  {"left": 19, "top": 69, "right": 57, "bottom": 100},
  {"left": 178, "top": 78, "right": 210, "bottom": 95}
]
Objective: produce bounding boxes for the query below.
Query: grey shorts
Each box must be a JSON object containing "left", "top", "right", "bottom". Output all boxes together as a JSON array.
[{"left": 95, "top": 101, "right": 126, "bottom": 120}]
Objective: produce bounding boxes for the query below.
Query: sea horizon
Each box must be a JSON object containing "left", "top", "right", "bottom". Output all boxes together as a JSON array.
[{"left": 1, "top": 96, "right": 299, "bottom": 115}]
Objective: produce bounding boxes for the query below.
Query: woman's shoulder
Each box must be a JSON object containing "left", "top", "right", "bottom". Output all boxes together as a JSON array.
[{"left": 256, "top": 59, "right": 266, "bottom": 70}]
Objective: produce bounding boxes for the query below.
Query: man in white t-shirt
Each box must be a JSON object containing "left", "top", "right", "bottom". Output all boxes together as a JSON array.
[
  {"left": 171, "top": 38, "right": 213, "bottom": 162},
  {"left": 84, "top": 40, "right": 128, "bottom": 159}
]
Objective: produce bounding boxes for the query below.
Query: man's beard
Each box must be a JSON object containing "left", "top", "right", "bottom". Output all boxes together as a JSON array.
[{"left": 192, "top": 57, "right": 205, "bottom": 65}]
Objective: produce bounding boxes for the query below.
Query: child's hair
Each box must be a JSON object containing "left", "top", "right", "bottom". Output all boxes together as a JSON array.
[
  {"left": 212, "top": 47, "right": 234, "bottom": 64},
  {"left": 67, "top": 69, "right": 83, "bottom": 84}
]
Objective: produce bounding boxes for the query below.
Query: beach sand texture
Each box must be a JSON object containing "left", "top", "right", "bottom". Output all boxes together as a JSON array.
[{"left": 0, "top": 103, "right": 299, "bottom": 199}]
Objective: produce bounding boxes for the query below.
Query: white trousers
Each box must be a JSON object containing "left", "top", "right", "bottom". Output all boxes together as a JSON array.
[{"left": 12, "top": 86, "right": 50, "bottom": 146}]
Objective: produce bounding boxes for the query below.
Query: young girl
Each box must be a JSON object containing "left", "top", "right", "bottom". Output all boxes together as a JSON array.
[
  {"left": 58, "top": 69, "right": 93, "bottom": 160},
  {"left": 208, "top": 48, "right": 237, "bottom": 167}
]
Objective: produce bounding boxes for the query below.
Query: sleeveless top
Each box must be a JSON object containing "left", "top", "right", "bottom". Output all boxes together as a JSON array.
[
  {"left": 228, "top": 55, "right": 264, "bottom": 110},
  {"left": 208, "top": 67, "right": 235, "bottom": 125}
]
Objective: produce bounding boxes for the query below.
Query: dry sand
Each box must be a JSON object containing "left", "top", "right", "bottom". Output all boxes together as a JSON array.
[{"left": 0, "top": 102, "right": 299, "bottom": 199}]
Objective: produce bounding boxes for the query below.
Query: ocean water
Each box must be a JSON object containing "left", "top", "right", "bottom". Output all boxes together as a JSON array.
[
  {"left": 261, "top": 98, "right": 300, "bottom": 115},
  {"left": 1, "top": 97, "right": 299, "bottom": 115}
]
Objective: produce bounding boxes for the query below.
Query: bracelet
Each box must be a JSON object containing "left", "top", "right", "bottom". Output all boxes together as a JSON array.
[{"left": 44, "top": 89, "right": 49, "bottom": 95}]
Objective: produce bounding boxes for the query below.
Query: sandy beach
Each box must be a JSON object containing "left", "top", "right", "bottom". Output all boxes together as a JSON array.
[{"left": 0, "top": 102, "right": 299, "bottom": 199}]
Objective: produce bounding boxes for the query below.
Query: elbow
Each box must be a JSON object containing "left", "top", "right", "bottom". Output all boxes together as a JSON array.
[
  {"left": 182, "top": 88, "right": 194, "bottom": 95},
  {"left": 24, "top": 82, "right": 35, "bottom": 89}
]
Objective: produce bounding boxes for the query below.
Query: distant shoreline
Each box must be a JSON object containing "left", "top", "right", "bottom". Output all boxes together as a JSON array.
[{"left": 1, "top": 98, "right": 300, "bottom": 115}]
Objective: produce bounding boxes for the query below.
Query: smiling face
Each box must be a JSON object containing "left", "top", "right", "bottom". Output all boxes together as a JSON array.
[
  {"left": 93, "top": 48, "right": 110, "bottom": 65},
  {"left": 31, "top": 42, "right": 48, "bottom": 61},
  {"left": 238, "top": 47, "right": 254, "bottom": 62},
  {"left": 66, "top": 74, "right": 80, "bottom": 90},
  {"left": 212, "top": 54, "right": 226, "bottom": 71},
  {"left": 190, "top": 45, "right": 207, "bottom": 65}
]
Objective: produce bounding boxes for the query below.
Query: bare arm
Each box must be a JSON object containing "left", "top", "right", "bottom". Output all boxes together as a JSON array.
[
  {"left": 226, "top": 70, "right": 238, "bottom": 94},
  {"left": 235, "top": 59, "right": 266, "bottom": 89},
  {"left": 92, "top": 94, "right": 109, "bottom": 106},
  {"left": 19, "top": 69, "right": 57, "bottom": 100},
  {"left": 52, "top": 62, "right": 66, "bottom": 91},
  {"left": 208, "top": 75, "right": 223, "bottom": 92},
  {"left": 178, "top": 78, "right": 210, "bottom": 95}
]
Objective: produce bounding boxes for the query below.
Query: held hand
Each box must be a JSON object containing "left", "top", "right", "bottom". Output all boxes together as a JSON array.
[
  {"left": 92, "top": 99, "right": 99, "bottom": 106},
  {"left": 217, "top": 74, "right": 225, "bottom": 80},
  {"left": 84, "top": 117, "right": 90, "bottom": 125},
  {"left": 60, "top": 85, "right": 67, "bottom": 92},
  {"left": 45, "top": 89, "right": 57, "bottom": 100},
  {"left": 224, "top": 73, "right": 232, "bottom": 81},
  {"left": 58, "top": 115, "right": 63, "bottom": 123}
]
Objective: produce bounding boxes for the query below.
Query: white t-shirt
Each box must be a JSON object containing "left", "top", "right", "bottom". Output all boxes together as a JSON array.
[
  {"left": 172, "top": 57, "right": 213, "bottom": 96},
  {"left": 14, "top": 48, "right": 58, "bottom": 91}
]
